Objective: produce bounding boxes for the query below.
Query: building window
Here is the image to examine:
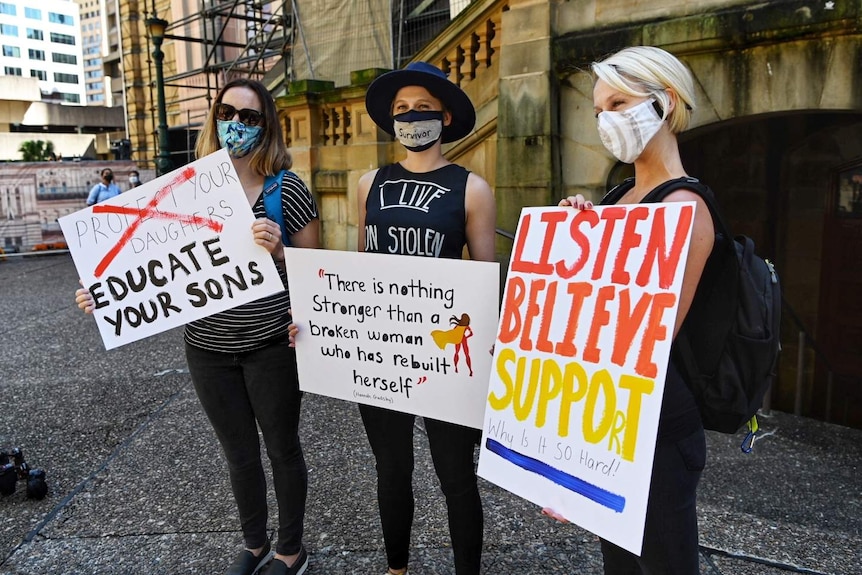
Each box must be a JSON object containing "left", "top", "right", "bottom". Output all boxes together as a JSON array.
[
  {"left": 87, "top": 93, "right": 104, "bottom": 103},
  {"left": 49, "top": 32, "right": 75, "bottom": 45},
  {"left": 4, "top": 66, "right": 22, "bottom": 76},
  {"left": 0, "top": 24, "right": 18, "bottom": 37},
  {"left": 28, "top": 49, "right": 44, "bottom": 60},
  {"left": 48, "top": 12, "right": 74, "bottom": 25},
  {"left": 61, "top": 92, "right": 79, "bottom": 103},
  {"left": 26, "top": 28, "right": 43, "bottom": 40},
  {"left": 24, "top": 7, "right": 40, "bottom": 19},
  {"left": 2, "top": 45, "right": 19, "bottom": 57},
  {"left": 30, "top": 69, "right": 46, "bottom": 80},
  {"left": 53, "top": 72, "right": 78, "bottom": 83},
  {"left": 0, "top": 2, "right": 15, "bottom": 16},
  {"left": 52, "top": 52, "right": 77, "bottom": 65}
]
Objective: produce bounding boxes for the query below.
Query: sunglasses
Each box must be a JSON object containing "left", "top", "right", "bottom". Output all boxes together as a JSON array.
[{"left": 215, "top": 103, "right": 264, "bottom": 126}]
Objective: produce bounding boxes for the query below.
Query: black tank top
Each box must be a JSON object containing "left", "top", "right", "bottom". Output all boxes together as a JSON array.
[{"left": 364, "top": 163, "right": 468, "bottom": 260}]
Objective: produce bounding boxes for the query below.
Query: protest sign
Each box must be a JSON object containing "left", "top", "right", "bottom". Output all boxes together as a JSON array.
[
  {"left": 286, "top": 248, "right": 499, "bottom": 429},
  {"left": 59, "top": 149, "right": 284, "bottom": 349},
  {"left": 477, "top": 202, "right": 696, "bottom": 555}
]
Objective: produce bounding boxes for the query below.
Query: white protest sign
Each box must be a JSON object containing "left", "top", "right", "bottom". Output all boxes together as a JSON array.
[
  {"left": 286, "top": 248, "right": 500, "bottom": 429},
  {"left": 59, "top": 148, "right": 284, "bottom": 349},
  {"left": 477, "top": 202, "right": 695, "bottom": 555}
]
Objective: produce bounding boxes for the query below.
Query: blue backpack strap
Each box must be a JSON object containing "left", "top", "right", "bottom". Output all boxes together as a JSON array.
[{"left": 262, "top": 169, "right": 290, "bottom": 246}]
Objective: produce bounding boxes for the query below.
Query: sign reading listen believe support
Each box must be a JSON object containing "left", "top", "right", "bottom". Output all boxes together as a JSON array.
[
  {"left": 477, "top": 202, "right": 696, "bottom": 555},
  {"left": 59, "top": 149, "right": 284, "bottom": 349},
  {"left": 286, "top": 248, "right": 499, "bottom": 429}
]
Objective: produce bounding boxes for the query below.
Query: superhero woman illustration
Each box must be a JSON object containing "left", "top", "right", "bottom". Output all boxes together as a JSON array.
[{"left": 431, "top": 313, "right": 474, "bottom": 376}]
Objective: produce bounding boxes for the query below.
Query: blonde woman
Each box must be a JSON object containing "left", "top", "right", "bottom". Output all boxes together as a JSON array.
[{"left": 552, "top": 46, "right": 713, "bottom": 574}]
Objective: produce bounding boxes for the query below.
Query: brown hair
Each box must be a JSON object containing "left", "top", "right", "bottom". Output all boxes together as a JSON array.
[
  {"left": 195, "top": 78, "right": 292, "bottom": 175},
  {"left": 450, "top": 313, "right": 470, "bottom": 327}
]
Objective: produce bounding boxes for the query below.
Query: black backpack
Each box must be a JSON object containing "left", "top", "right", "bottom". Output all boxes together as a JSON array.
[{"left": 601, "top": 177, "right": 781, "bottom": 436}]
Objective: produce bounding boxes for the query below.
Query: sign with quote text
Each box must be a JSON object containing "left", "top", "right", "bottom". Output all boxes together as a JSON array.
[
  {"left": 286, "top": 248, "right": 499, "bottom": 429},
  {"left": 59, "top": 149, "right": 283, "bottom": 350},
  {"left": 477, "top": 202, "right": 696, "bottom": 555}
]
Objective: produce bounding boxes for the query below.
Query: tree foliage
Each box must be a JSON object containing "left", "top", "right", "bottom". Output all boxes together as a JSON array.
[{"left": 18, "top": 140, "right": 56, "bottom": 162}]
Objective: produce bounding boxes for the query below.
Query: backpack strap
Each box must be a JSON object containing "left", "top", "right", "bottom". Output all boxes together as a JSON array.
[
  {"left": 263, "top": 169, "right": 290, "bottom": 246},
  {"left": 598, "top": 177, "right": 635, "bottom": 206},
  {"left": 641, "top": 176, "right": 734, "bottom": 250}
]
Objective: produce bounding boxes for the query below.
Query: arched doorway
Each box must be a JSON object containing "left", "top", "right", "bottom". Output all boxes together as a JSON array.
[{"left": 679, "top": 112, "right": 862, "bottom": 428}]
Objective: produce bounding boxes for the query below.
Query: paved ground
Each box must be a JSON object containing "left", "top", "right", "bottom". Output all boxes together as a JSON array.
[{"left": 0, "top": 254, "right": 859, "bottom": 575}]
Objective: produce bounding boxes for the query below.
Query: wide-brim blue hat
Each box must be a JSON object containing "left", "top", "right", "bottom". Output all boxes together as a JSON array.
[{"left": 365, "top": 61, "right": 476, "bottom": 144}]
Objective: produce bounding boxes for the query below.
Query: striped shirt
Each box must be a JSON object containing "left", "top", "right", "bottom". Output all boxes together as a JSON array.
[{"left": 184, "top": 172, "right": 318, "bottom": 353}]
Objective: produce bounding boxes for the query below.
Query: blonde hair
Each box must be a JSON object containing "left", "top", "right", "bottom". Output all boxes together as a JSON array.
[
  {"left": 195, "top": 78, "right": 292, "bottom": 175},
  {"left": 593, "top": 46, "right": 696, "bottom": 134}
]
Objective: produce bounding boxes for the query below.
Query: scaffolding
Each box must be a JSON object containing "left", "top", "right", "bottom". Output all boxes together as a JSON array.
[{"left": 161, "top": 0, "right": 297, "bottom": 100}]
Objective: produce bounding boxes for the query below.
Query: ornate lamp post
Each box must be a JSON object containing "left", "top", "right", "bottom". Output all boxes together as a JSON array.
[{"left": 146, "top": 15, "right": 172, "bottom": 176}]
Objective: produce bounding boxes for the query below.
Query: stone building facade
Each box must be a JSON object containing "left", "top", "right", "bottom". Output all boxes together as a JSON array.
[{"left": 275, "top": 0, "right": 862, "bottom": 427}]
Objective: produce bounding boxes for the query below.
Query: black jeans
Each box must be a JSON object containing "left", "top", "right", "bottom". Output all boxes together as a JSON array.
[
  {"left": 359, "top": 404, "right": 484, "bottom": 574},
  {"left": 600, "top": 427, "right": 706, "bottom": 574},
  {"left": 185, "top": 340, "right": 307, "bottom": 556}
]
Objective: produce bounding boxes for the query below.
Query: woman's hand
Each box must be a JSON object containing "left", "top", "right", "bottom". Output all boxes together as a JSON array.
[
  {"left": 75, "top": 280, "right": 95, "bottom": 314},
  {"left": 558, "top": 195, "right": 594, "bottom": 210},
  {"left": 252, "top": 217, "right": 284, "bottom": 259},
  {"left": 541, "top": 507, "right": 570, "bottom": 524},
  {"left": 287, "top": 308, "right": 299, "bottom": 347}
]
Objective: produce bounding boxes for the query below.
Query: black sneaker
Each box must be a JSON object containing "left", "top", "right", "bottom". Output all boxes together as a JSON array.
[
  {"left": 261, "top": 545, "right": 308, "bottom": 575},
  {"left": 226, "top": 540, "right": 274, "bottom": 575}
]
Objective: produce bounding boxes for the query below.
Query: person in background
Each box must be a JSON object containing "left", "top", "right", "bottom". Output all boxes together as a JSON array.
[
  {"left": 129, "top": 170, "right": 143, "bottom": 188},
  {"left": 76, "top": 78, "right": 318, "bottom": 575},
  {"left": 548, "top": 45, "right": 713, "bottom": 575},
  {"left": 291, "top": 61, "right": 496, "bottom": 575},
  {"left": 86, "top": 168, "right": 121, "bottom": 205}
]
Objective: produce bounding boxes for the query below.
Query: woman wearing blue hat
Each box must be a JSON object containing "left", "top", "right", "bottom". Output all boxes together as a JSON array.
[{"left": 359, "top": 61, "right": 496, "bottom": 575}]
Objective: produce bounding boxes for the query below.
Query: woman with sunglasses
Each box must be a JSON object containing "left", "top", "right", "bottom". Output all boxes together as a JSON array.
[{"left": 76, "top": 78, "right": 319, "bottom": 575}]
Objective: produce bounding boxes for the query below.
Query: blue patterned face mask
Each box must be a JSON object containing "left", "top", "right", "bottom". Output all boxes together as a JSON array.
[{"left": 217, "top": 120, "right": 263, "bottom": 158}]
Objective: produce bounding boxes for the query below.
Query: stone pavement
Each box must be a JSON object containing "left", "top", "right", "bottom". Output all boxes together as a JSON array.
[{"left": 0, "top": 254, "right": 859, "bottom": 575}]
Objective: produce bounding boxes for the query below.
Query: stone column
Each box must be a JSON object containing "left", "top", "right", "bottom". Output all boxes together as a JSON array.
[{"left": 495, "top": 0, "right": 561, "bottom": 245}]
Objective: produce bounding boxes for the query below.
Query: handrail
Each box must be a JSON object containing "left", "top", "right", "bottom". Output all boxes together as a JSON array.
[
  {"left": 495, "top": 227, "right": 515, "bottom": 241},
  {"left": 780, "top": 298, "right": 836, "bottom": 422},
  {"left": 781, "top": 298, "right": 832, "bottom": 372}
]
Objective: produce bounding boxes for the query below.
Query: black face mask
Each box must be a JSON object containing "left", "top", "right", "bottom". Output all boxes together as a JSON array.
[{"left": 104, "top": 173, "right": 114, "bottom": 182}]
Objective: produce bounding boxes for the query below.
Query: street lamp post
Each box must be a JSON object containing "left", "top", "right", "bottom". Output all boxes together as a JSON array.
[{"left": 146, "top": 16, "right": 172, "bottom": 176}]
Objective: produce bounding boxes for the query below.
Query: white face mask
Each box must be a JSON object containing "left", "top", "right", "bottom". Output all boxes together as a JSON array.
[
  {"left": 596, "top": 98, "right": 664, "bottom": 164},
  {"left": 393, "top": 110, "right": 444, "bottom": 152}
]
